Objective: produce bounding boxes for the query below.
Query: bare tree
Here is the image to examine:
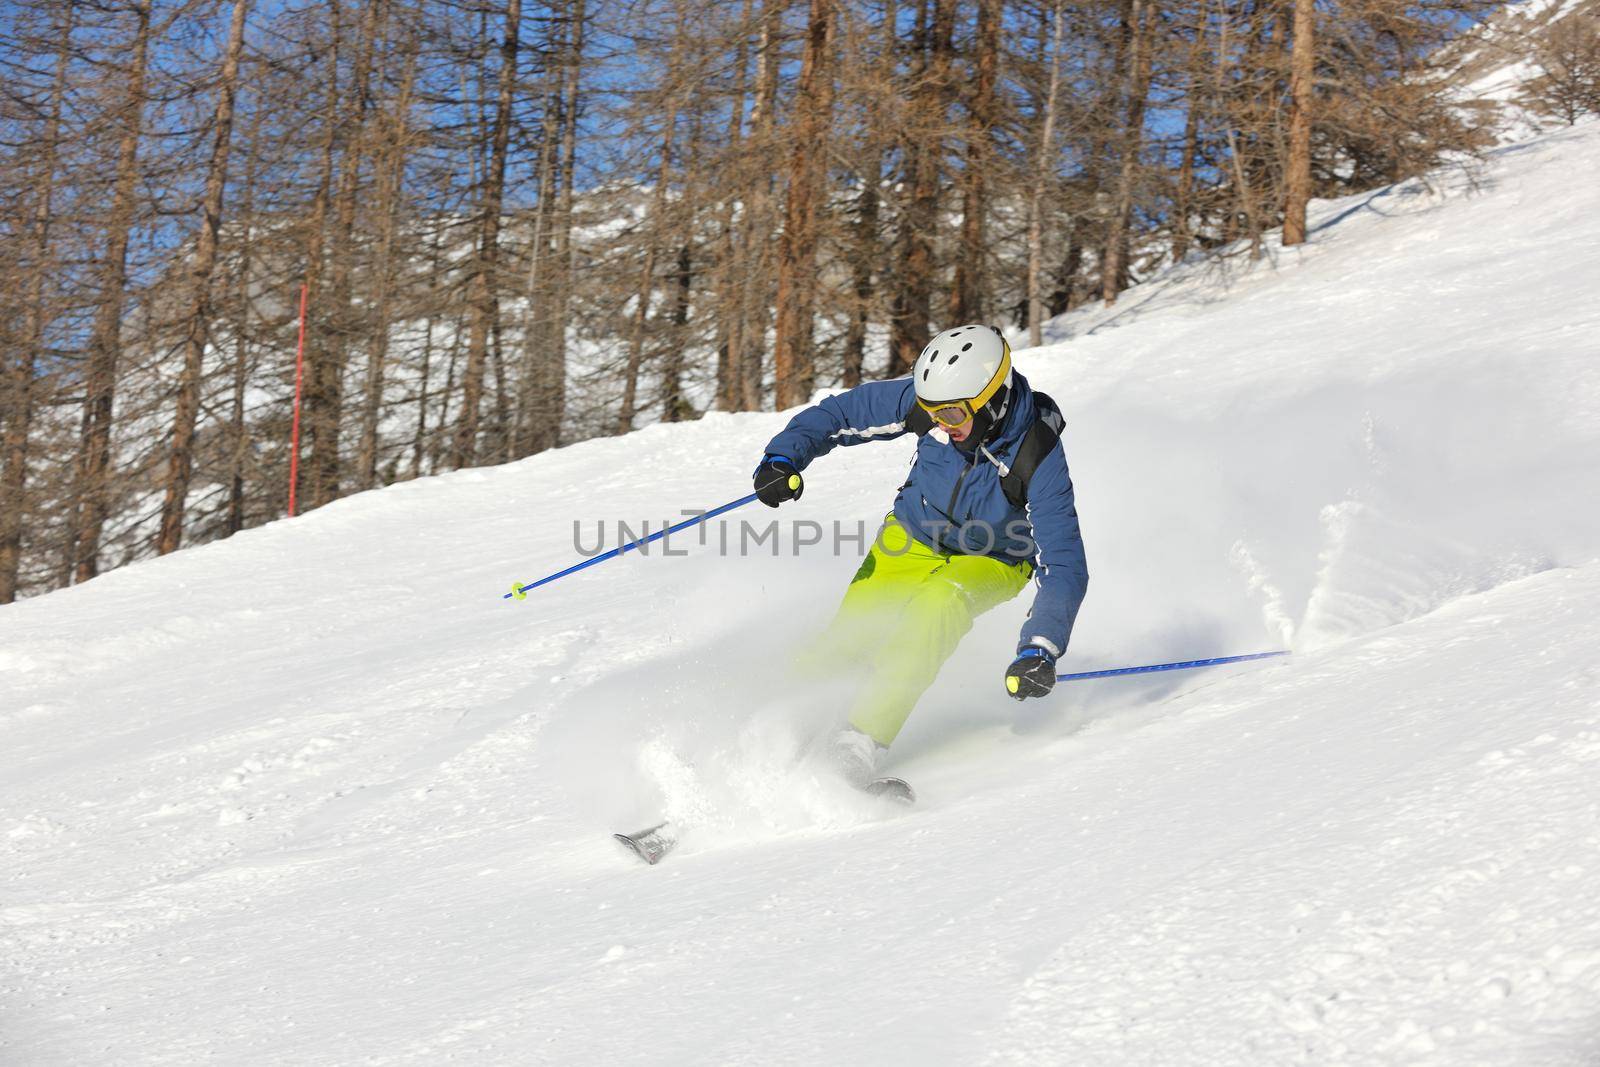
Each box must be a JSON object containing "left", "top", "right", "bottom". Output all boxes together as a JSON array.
[
  {"left": 224, "top": 93, "right": 266, "bottom": 537},
  {"left": 158, "top": 0, "right": 253, "bottom": 555},
  {"left": 358, "top": 17, "right": 422, "bottom": 486},
  {"left": 308, "top": 0, "right": 385, "bottom": 500},
  {"left": 514, "top": 10, "right": 566, "bottom": 456},
  {"left": 836, "top": 0, "right": 895, "bottom": 387},
  {"left": 545, "top": 0, "right": 586, "bottom": 443},
  {"left": 1215, "top": 0, "right": 1264, "bottom": 258},
  {"left": 1170, "top": 6, "right": 1207, "bottom": 264},
  {"left": 732, "top": 0, "right": 784, "bottom": 411},
  {"left": 1, "top": 3, "right": 74, "bottom": 602},
  {"left": 1101, "top": 0, "right": 1156, "bottom": 305},
  {"left": 658, "top": 99, "right": 707, "bottom": 424},
  {"left": 888, "top": 0, "right": 956, "bottom": 376},
  {"left": 1282, "top": 0, "right": 1316, "bottom": 246},
  {"left": 618, "top": 76, "right": 680, "bottom": 433},
  {"left": 713, "top": 0, "right": 758, "bottom": 411},
  {"left": 1026, "top": 0, "right": 1067, "bottom": 347},
  {"left": 71, "top": 0, "right": 154, "bottom": 584},
  {"left": 297, "top": 0, "right": 344, "bottom": 513},
  {"left": 772, "top": 0, "right": 839, "bottom": 409},
  {"left": 1522, "top": 14, "right": 1600, "bottom": 124},
  {"left": 454, "top": 0, "right": 521, "bottom": 467},
  {"left": 951, "top": 0, "right": 1000, "bottom": 323}
]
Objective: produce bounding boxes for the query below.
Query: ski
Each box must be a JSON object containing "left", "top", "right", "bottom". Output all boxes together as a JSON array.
[
  {"left": 614, "top": 821, "right": 678, "bottom": 866},
  {"left": 865, "top": 776, "right": 916, "bottom": 804},
  {"left": 613, "top": 776, "right": 912, "bottom": 866}
]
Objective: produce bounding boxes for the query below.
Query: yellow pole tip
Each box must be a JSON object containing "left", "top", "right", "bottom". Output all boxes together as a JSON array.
[
  {"left": 788, "top": 474, "right": 801, "bottom": 490},
  {"left": 1006, "top": 676, "right": 1019, "bottom": 694}
]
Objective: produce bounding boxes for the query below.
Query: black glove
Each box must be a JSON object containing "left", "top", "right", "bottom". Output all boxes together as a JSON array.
[
  {"left": 753, "top": 455, "right": 804, "bottom": 507},
  {"left": 1005, "top": 646, "right": 1057, "bottom": 701}
]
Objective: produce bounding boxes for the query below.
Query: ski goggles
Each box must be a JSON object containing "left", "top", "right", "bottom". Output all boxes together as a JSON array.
[{"left": 917, "top": 399, "right": 980, "bottom": 429}]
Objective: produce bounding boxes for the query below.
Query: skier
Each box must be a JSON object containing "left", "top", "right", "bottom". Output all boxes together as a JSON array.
[{"left": 753, "top": 324, "right": 1089, "bottom": 789}]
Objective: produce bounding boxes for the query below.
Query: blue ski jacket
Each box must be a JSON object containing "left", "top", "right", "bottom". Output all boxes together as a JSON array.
[{"left": 763, "top": 371, "right": 1088, "bottom": 657}]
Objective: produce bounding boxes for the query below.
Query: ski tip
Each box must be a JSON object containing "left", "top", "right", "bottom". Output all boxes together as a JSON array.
[
  {"left": 614, "top": 822, "right": 677, "bottom": 866},
  {"left": 613, "top": 832, "right": 661, "bottom": 865},
  {"left": 866, "top": 776, "right": 916, "bottom": 805}
]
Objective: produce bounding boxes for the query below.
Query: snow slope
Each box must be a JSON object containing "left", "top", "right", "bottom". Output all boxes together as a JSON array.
[
  {"left": 1440, "top": 0, "right": 1600, "bottom": 142},
  {"left": 4, "top": 122, "right": 1600, "bottom": 1065}
]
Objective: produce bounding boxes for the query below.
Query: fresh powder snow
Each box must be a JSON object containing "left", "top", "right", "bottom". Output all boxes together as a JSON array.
[{"left": 3, "top": 121, "right": 1599, "bottom": 1064}]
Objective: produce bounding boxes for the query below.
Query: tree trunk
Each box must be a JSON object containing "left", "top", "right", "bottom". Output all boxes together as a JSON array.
[
  {"left": 1, "top": 4, "right": 73, "bottom": 602},
  {"left": 312, "top": 0, "right": 383, "bottom": 503},
  {"left": 438, "top": 301, "right": 463, "bottom": 471},
  {"left": 412, "top": 222, "right": 446, "bottom": 479},
  {"left": 1170, "top": 12, "right": 1206, "bottom": 263},
  {"left": 225, "top": 95, "right": 266, "bottom": 538},
  {"left": 1216, "top": 0, "right": 1263, "bottom": 257},
  {"left": 454, "top": 0, "right": 521, "bottom": 467},
  {"left": 73, "top": 0, "right": 153, "bottom": 584},
  {"left": 737, "top": 0, "right": 783, "bottom": 411},
  {"left": 657, "top": 86, "right": 705, "bottom": 425},
  {"left": 514, "top": 11, "right": 564, "bottom": 457},
  {"left": 714, "top": 0, "right": 754, "bottom": 411},
  {"left": 842, "top": 155, "right": 880, "bottom": 388},
  {"left": 544, "top": 0, "right": 584, "bottom": 445},
  {"left": 1048, "top": 220, "right": 1085, "bottom": 317},
  {"left": 489, "top": 314, "right": 512, "bottom": 458},
  {"left": 951, "top": 0, "right": 999, "bottom": 323},
  {"left": 1172, "top": 71, "right": 1202, "bottom": 261},
  {"left": 296, "top": 0, "right": 342, "bottom": 514},
  {"left": 1027, "top": 0, "right": 1066, "bottom": 347},
  {"left": 1102, "top": 0, "right": 1155, "bottom": 306},
  {"left": 618, "top": 103, "right": 679, "bottom": 434},
  {"left": 661, "top": 242, "right": 693, "bottom": 421},
  {"left": 843, "top": 0, "right": 898, "bottom": 385},
  {"left": 1282, "top": 0, "right": 1315, "bottom": 246},
  {"left": 889, "top": 0, "right": 954, "bottom": 376},
  {"left": 158, "top": 0, "right": 253, "bottom": 556},
  {"left": 771, "top": 0, "right": 837, "bottom": 409},
  {"left": 359, "top": 29, "right": 418, "bottom": 487}
]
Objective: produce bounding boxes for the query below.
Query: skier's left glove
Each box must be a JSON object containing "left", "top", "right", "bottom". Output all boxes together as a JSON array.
[{"left": 1005, "top": 646, "right": 1057, "bottom": 701}]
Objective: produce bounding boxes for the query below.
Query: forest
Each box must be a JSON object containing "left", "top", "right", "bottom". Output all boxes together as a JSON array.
[{"left": 4, "top": 0, "right": 1593, "bottom": 602}]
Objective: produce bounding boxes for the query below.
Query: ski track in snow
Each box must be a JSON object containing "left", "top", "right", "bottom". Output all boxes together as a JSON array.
[{"left": 3, "top": 123, "right": 1600, "bottom": 1064}]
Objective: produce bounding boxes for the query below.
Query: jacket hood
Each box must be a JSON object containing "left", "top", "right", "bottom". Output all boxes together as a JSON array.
[{"left": 968, "top": 370, "right": 1038, "bottom": 456}]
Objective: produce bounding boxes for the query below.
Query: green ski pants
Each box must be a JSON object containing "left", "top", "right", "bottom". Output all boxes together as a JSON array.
[{"left": 796, "top": 515, "right": 1032, "bottom": 746}]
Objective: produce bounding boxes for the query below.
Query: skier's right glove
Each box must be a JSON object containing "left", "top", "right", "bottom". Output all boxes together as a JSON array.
[
  {"left": 1005, "top": 646, "right": 1057, "bottom": 700},
  {"left": 753, "top": 454, "right": 804, "bottom": 507}
]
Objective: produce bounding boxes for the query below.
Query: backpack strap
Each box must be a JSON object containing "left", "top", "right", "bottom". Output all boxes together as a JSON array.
[
  {"left": 903, "top": 388, "right": 1064, "bottom": 509},
  {"left": 999, "top": 392, "right": 1065, "bottom": 509}
]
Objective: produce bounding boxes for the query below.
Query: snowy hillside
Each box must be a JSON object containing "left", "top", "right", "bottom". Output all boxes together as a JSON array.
[
  {"left": 5, "top": 121, "right": 1600, "bottom": 1064},
  {"left": 1439, "top": 0, "right": 1600, "bottom": 140}
]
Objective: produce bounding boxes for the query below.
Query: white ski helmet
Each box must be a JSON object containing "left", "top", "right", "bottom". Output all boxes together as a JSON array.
[{"left": 913, "top": 324, "right": 1012, "bottom": 427}]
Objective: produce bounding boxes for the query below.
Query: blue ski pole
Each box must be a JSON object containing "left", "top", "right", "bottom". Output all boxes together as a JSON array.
[
  {"left": 1057, "top": 649, "right": 1288, "bottom": 682},
  {"left": 504, "top": 492, "right": 761, "bottom": 600}
]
